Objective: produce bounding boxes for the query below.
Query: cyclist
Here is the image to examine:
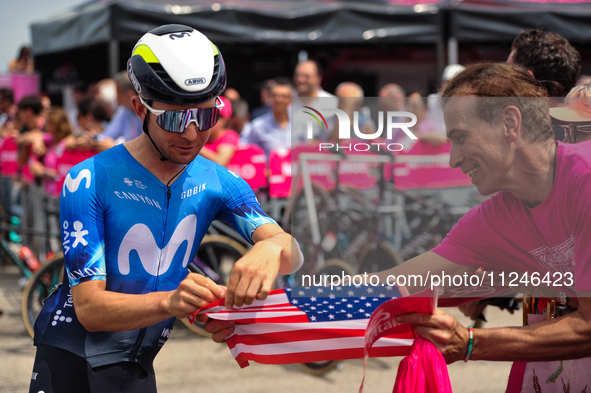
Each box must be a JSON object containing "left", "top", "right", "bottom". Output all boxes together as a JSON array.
[{"left": 29, "top": 24, "right": 300, "bottom": 393}]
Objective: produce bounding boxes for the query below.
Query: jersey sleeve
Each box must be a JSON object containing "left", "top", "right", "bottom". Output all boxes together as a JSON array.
[
  {"left": 60, "top": 160, "right": 108, "bottom": 287},
  {"left": 214, "top": 166, "right": 277, "bottom": 244}
]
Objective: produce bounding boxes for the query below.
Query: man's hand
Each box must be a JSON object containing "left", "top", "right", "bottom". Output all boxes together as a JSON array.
[
  {"left": 166, "top": 273, "right": 226, "bottom": 319},
  {"left": 203, "top": 318, "right": 236, "bottom": 343},
  {"left": 396, "top": 309, "right": 470, "bottom": 364}
]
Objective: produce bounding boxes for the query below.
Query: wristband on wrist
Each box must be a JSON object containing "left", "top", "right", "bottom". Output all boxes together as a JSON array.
[{"left": 464, "top": 325, "right": 473, "bottom": 362}]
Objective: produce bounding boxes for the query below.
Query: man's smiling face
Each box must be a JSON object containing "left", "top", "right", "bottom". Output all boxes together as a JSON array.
[{"left": 444, "top": 97, "right": 512, "bottom": 196}]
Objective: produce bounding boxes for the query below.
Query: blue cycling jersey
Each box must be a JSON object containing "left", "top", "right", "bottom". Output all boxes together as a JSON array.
[{"left": 34, "top": 144, "right": 276, "bottom": 371}]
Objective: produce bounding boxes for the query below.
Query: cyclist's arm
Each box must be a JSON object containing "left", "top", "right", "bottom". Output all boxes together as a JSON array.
[
  {"left": 224, "top": 223, "right": 299, "bottom": 309},
  {"left": 72, "top": 273, "right": 225, "bottom": 332}
]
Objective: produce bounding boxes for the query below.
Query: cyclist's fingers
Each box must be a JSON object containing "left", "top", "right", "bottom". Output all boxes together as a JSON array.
[
  {"left": 232, "top": 278, "right": 250, "bottom": 309},
  {"left": 194, "top": 314, "right": 209, "bottom": 323},
  {"left": 184, "top": 274, "right": 226, "bottom": 301},
  {"left": 243, "top": 275, "right": 265, "bottom": 306},
  {"left": 232, "top": 264, "right": 265, "bottom": 307},
  {"left": 205, "top": 319, "right": 236, "bottom": 343},
  {"left": 178, "top": 279, "right": 224, "bottom": 311},
  {"left": 226, "top": 258, "right": 257, "bottom": 309},
  {"left": 176, "top": 290, "right": 212, "bottom": 312},
  {"left": 256, "top": 275, "right": 273, "bottom": 301},
  {"left": 225, "top": 269, "right": 241, "bottom": 309},
  {"left": 212, "top": 327, "right": 235, "bottom": 344},
  {"left": 205, "top": 318, "right": 236, "bottom": 334}
]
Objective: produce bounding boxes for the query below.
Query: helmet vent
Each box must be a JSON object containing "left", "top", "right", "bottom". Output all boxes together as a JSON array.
[
  {"left": 151, "top": 63, "right": 175, "bottom": 86},
  {"left": 150, "top": 63, "right": 188, "bottom": 95},
  {"left": 204, "top": 55, "right": 220, "bottom": 91}
]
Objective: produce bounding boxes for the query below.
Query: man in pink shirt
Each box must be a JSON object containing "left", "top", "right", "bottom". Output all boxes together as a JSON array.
[{"left": 367, "top": 62, "right": 591, "bottom": 366}]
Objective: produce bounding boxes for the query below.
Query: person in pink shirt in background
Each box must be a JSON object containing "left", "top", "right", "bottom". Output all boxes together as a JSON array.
[
  {"left": 407, "top": 92, "right": 447, "bottom": 146},
  {"left": 199, "top": 96, "right": 240, "bottom": 167},
  {"left": 28, "top": 108, "right": 74, "bottom": 198}
]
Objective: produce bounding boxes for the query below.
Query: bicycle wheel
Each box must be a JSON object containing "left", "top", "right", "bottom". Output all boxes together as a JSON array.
[
  {"left": 296, "top": 259, "right": 355, "bottom": 377},
  {"left": 180, "top": 235, "right": 248, "bottom": 337},
  {"left": 290, "top": 183, "right": 332, "bottom": 254},
  {"left": 21, "top": 252, "right": 64, "bottom": 339},
  {"left": 357, "top": 241, "right": 404, "bottom": 274}
]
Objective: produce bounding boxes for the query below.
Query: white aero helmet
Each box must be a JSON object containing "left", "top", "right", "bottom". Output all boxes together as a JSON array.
[{"left": 127, "top": 24, "right": 227, "bottom": 105}]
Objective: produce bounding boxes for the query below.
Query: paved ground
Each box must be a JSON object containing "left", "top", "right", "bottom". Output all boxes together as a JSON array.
[{"left": 0, "top": 265, "right": 520, "bottom": 393}]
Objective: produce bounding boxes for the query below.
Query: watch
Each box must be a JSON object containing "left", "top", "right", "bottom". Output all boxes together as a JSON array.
[{"left": 558, "top": 292, "right": 568, "bottom": 307}]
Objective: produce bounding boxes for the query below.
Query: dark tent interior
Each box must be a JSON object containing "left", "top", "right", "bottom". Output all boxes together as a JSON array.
[{"left": 31, "top": 0, "right": 591, "bottom": 107}]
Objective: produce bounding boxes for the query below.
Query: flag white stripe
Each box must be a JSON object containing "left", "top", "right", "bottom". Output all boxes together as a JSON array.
[
  {"left": 202, "top": 305, "right": 297, "bottom": 314},
  {"left": 208, "top": 310, "right": 306, "bottom": 320},
  {"left": 229, "top": 337, "right": 413, "bottom": 357},
  {"left": 234, "top": 320, "right": 370, "bottom": 335},
  {"left": 199, "top": 293, "right": 291, "bottom": 314}
]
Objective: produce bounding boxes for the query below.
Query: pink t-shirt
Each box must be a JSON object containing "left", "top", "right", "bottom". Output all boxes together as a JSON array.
[
  {"left": 0, "top": 137, "right": 19, "bottom": 177},
  {"left": 31, "top": 139, "right": 67, "bottom": 197},
  {"left": 433, "top": 141, "right": 591, "bottom": 293},
  {"left": 205, "top": 130, "right": 240, "bottom": 152}
]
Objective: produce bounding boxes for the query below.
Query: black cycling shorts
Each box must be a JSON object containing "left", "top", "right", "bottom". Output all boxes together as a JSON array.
[{"left": 29, "top": 345, "right": 157, "bottom": 393}]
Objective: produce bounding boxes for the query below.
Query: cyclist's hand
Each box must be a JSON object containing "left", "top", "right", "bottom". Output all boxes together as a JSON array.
[
  {"left": 205, "top": 319, "right": 236, "bottom": 343},
  {"left": 168, "top": 273, "right": 226, "bottom": 319},
  {"left": 225, "top": 241, "right": 280, "bottom": 309}
]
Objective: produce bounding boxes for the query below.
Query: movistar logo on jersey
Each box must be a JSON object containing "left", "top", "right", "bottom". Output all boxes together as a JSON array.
[
  {"left": 62, "top": 169, "right": 92, "bottom": 196},
  {"left": 117, "top": 215, "right": 197, "bottom": 276}
]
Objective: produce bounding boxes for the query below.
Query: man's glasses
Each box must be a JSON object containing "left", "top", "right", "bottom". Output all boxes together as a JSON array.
[
  {"left": 140, "top": 96, "right": 224, "bottom": 133},
  {"left": 557, "top": 124, "right": 591, "bottom": 144}
]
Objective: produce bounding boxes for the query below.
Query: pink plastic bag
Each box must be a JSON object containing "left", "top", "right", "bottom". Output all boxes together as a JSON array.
[{"left": 392, "top": 336, "right": 453, "bottom": 393}]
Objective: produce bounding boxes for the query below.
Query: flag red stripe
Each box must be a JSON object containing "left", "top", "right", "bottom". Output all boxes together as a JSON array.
[
  {"left": 232, "top": 346, "right": 413, "bottom": 368},
  {"left": 229, "top": 328, "right": 416, "bottom": 346}
]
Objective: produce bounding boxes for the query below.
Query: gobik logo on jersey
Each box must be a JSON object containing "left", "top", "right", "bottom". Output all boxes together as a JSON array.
[{"left": 299, "top": 106, "right": 419, "bottom": 152}]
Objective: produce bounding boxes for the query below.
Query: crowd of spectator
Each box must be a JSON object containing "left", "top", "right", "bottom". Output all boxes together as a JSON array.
[{"left": 1, "top": 27, "right": 589, "bottom": 224}]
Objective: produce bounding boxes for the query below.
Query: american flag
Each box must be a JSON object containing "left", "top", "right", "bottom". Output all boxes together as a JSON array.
[{"left": 193, "top": 286, "right": 435, "bottom": 367}]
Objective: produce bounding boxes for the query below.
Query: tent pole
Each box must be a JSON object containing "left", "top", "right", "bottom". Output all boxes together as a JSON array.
[
  {"left": 447, "top": 37, "right": 458, "bottom": 65},
  {"left": 436, "top": 37, "right": 444, "bottom": 87},
  {"left": 109, "top": 39, "right": 120, "bottom": 77}
]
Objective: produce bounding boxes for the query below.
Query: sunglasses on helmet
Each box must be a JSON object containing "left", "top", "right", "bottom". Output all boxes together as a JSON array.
[
  {"left": 557, "top": 123, "right": 591, "bottom": 144},
  {"left": 140, "top": 96, "right": 224, "bottom": 133}
]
